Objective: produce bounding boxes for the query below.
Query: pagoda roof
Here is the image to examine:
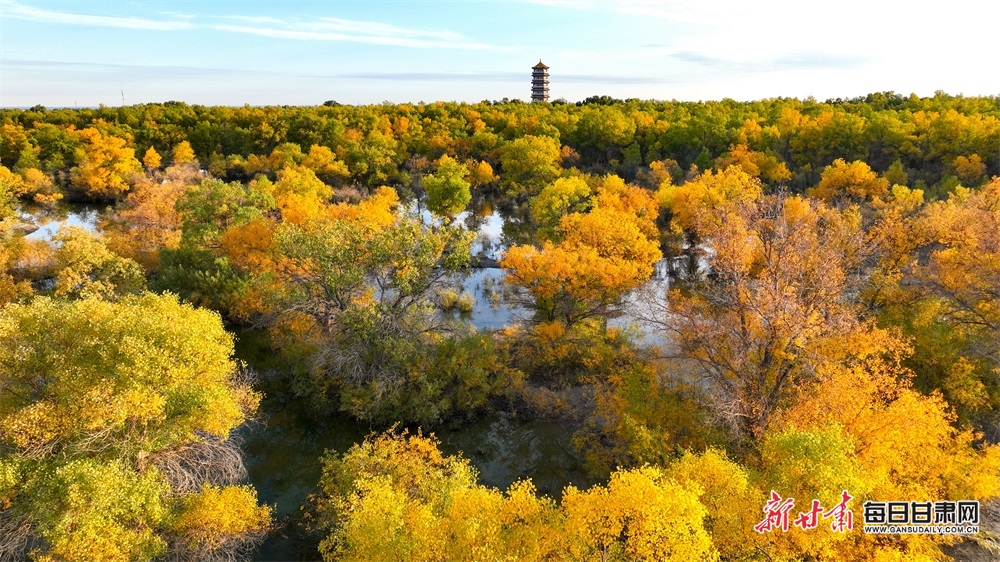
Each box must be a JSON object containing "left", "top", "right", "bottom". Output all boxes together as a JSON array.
[{"left": 533, "top": 60, "right": 549, "bottom": 69}]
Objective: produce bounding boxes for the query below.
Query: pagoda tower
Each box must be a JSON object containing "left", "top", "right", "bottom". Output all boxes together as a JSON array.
[{"left": 531, "top": 60, "right": 549, "bottom": 102}]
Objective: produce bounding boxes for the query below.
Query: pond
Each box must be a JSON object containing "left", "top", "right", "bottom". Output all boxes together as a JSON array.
[
  {"left": 238, "top": 253, "right": 681, "bottom": 559},
  {"left": 19, "top": 201, "right": 104, "bottom": 241},
  {"left": 17, "top": 199, "right": 680, "bottom": 560},
  {"left": 236, "top": 329, "right": 593, "bottom": 561}
]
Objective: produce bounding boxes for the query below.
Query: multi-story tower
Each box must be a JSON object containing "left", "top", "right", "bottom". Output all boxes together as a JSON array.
[{"left": 531, "top": 60, "right": 549, "bottom": 102}]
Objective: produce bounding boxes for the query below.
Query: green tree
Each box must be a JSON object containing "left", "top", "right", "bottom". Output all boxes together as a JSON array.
[
  {"left": 531, "top": 176, "right": 592, "bottom": 234},
  {"left": 422, "top": 155, "right": 471, "bottom": 218},
  {"left": 575, "top": 106, "right": 636, "bottom": 148},
  {"left": 499, "top": 135, "right": 562, "bottom": 196},
  {"left": 156, "top": 177, "right": 277, "bottom": 315},
  {"left": 51, "top": 226, "right": 146, "bottom": 300},
  {"left": 882, "top": 159, "right": 909, "bottom": 186},
  {"left": 272, "top": 197, "right": 489, "bottom": 423},
  {"left": 346, "top": 130, "right": 404, "bottom": 188}
]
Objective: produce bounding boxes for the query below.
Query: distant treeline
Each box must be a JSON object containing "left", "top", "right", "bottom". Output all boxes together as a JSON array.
[{"left": 3, "top": 91, "right": 999, "bottom": 200}]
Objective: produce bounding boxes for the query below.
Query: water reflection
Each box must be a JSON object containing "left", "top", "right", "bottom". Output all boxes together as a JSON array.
[
  {"left": 241, "top": 391, "right": 366, "bottom": 561},
  {"left": 239, "top": 341, "right": 591, "bottom": 560},
  {"left": 442, "top": 268, "right": 524, "bottom": 331},
  {"left": 17, "top": 199, "right": 697, "bottom": 560},
  {"left": 436, "top": 412, "right": 593, "bottom": 499},
  {"left": 20, "top": 202, "right": 103, "bottom": 241}
]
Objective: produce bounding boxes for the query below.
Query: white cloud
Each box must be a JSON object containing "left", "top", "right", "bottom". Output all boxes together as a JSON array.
[
  {"left": 521, "top": 0, "right": 735, "bottom": 23},
  {"left": 212, "top": 22, "right": 498, "bottom": 50},
  {"left": 2, "top": 1, "right": 502, "bottom": 50},
  {"left": 309, "top": 17, "right": 466, "bottom": 42},
  {"left": 213, "top": 14, "right": 499, "bottom": 50},
  {"left": 159, "top": 11, "right": 197, "bottom": 20},
  {"left": 1, "top": 0, "right": 194, "bottom": 30}
]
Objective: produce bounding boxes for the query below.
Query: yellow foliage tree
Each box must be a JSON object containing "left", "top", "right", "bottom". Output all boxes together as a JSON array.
[
  {"left": 142, "top": 146, "right": 162, "bottom": 170},
  {"left": 953, "top": 154, "right": 986, "bottom": 186},
  {"left": 0, "top": 294, "right": 257, "bottom": 451},
  {"left": 561, "top": 467, "right": 716, "bottom": 562},
  {"left": 502, "top": 215, "right": 660, "bottom": 323},
  {"left": 272, "top": 165, "right": 334, "bottom": 225},
  {"left": 312, "top": 431, "right": 716, "bottom": 562},
  {"left": 916, "top": 179, "right": 1000, "bottom": 349},
  {"left": 532, "top": 176, "right": 592, "bottom": 235},
  {"left": 715, "top": 143, "right": 792, "bottom": 185},
  {"left": 0, "top": 294, "right": 269, "bottom": 561},
  {"left": 661, "top": 195, "right": 873, "bottom": 442},
  {"left": 809, "top": 158, "right": 889, "bottom": 204},
  {"left": 19, "top": 167, "right": 61, "bottom": 205},
  {"left": 656, "top": 165, "right": 764, "bottom": 240},
  {"left": 302, "top": 144, "right": 350, "bottom": 185},
  {"left": 880, "top": 178, "right": 1000, "bottom": 422},
  {"left": 311, "top": 431, "right": 561, "bottom": 562},
  {"left": 51, "top": 226, "right": 146, "bottom": 299},
  {"left": 504, "top": 177, "right": 661, "bottom": 323},
  {"left": 0, "top": 230, "right": 35, "bottom": 306},
  {"left": 669, "top": 449, "right": 765, "bottom": 561},
  {"left": 23, "top": 459, "right": 172, "bottom": 562},
  {"left": 765, "top": 352, "right": 1000, "bottom": 561},
  {"left": 0, "top": 165, "right": 26, "bottom": 218},
  {"left": 70, "top": 128, "right": 142, "bottom": 200},
  {"left": 172, "top": 140, "right": 196, "bottom": 165},
  {"left": 590, "top": 174, "right": 659, "bottom": 240},
  {"left": 101, "top": 177, "right": 189, "bottom": 272},
  {"left": 325, "top": 185, "right": 400, "bottom": 228},
  {"left": 171, "top": 484, "right": 272, "bottom": 557},
  {"left": 467, "top": 159, "right": 498, "bottom": 188}
]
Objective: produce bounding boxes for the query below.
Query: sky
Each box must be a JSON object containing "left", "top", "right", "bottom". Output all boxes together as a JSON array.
[{"left": 1, "top": 0, "right": 998, "bottom": 107}]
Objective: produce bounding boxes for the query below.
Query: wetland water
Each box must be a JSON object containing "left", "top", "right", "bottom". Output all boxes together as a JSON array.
[
  {"left": 18, "top": 201, "right": 103, "bottom": 240},
  {"left": 236, "top": 329, "right": 594, "bottom": 561},
  {"left": 19, "top": 200, "right": 675, "bottom": 560},
  {"left": 236, "top": 211, "right": 673, "bottom": 559},
  {"left": 238, "top": 256, "right": 675, "bottom": 559},
  {"left": 241, "top": 388, "right": 593, "bottom": 559}
]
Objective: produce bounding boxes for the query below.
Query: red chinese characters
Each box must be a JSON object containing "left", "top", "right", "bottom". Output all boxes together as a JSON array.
[
  {"left": 754, "top": 490, "right": 796, "bottom": 533},
  {"left": 755, "top": 490, "right": 855, "bottom": 533}
]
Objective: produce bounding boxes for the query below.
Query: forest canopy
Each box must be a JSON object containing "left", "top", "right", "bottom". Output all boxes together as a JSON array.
[
  {"left": 1, "top": 92, "right": 999, "bottom": 561},
  {"left": 1, "top": 92, "right": 997, "bottom": 202}
]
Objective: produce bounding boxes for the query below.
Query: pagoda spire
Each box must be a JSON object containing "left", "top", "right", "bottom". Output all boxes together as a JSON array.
[{"left": 531, "top": 60, "right": 549, "bottom": 102}]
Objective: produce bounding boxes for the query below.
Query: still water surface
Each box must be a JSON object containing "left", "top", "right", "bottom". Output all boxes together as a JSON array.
[
  {"left": 237, "top": 329, "right": 593, "bottom": 561},
  {"left": 19, "top": 200, "right": 674, "bottom": 560}
]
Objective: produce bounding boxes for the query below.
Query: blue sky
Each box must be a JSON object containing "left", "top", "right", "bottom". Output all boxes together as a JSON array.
[{"left": 2, "top": 0, "right": 998, "bottom": 107}]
